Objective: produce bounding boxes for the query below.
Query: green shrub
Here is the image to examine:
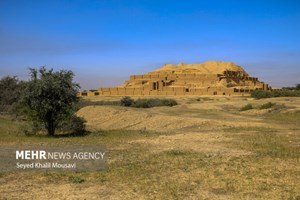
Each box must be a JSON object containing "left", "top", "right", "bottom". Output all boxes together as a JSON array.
[
  {"left": 132, "top": 98, "right": 151, "bottom": 108},
  {"left": 251, "top": 89, "right": 300, "bottom": 99},
  {"left": 132, "top": 98, "right": 178, "bottom": 108},
  {"left": 282, "top": 90, "right": 300, "bottom": 97},
  {"left": 240, "top": 104, "right": 253, "bottom": 111},
  {"left": 120, "top": 96, "right": 134, "bottom": 107},
  {"left": 251, "top": 90, "right": 273, "bottom": 99},
  {"left": 260, "top": 102, "right": 276, "bottom": 109},
  {"left": 166, "top": 149, "right": 191, "bottom": 156},
  {"left": 69, "top": 176, "right": 85, "bottom": 184},
  {"left": 120, "top": 98, "right": 178, "bottom": 108}
]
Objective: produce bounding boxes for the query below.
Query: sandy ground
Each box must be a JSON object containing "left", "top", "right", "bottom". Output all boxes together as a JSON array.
[{"left": 77, "top": 97, "right": 273, "bottom": 132}]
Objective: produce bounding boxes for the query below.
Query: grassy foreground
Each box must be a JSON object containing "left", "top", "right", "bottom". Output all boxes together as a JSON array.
[{"left": 0, "top": 97, "right": 300, "bottom": 199}]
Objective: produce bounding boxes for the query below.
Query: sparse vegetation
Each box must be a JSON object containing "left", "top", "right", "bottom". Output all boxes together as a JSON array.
[
  {"left": 79, "top": 97, "right": 178, "bottom": 109},
  {"left": 265, "top": 110, "right": 300, "bottom": 125},
  {"left": 120, "top": 97, "right": 178, "bottom": 108},
  {"left": 259, "top": 102, "right": 276, "bottom": 109},
  {"left": 240, "top": 103, "right": 253, "bottom": 111},
  {"left": 251, "top": 89, "right": 300, "bottom": 99},
  {"left": 226, "top": 127, "right": 298, "bottom": 158},
  {"left": 196, "top": 97, "right": 213, "bottom": 101},
  {"left": 251, "top": 90, "right": 272, "bottom": 99},
  {"left": 1, "top": 96, "right": 299, "bottom": 199},
  {"left": 69, "top": 176, "right": 85, "bottom": 184},
  {"left": 166, "top": 149, "right": 191, "bottom": 156},
  {"left": 132, "top": 98, "right": 178, "bottom": 108},
  {"left": 120, "top": 96, "right": 134, "bottom": 107}
]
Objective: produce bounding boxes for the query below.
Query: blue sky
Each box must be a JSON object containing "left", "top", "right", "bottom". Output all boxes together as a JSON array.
[{"left": 0, "top": 0, "right": 299, "bottom": 89}]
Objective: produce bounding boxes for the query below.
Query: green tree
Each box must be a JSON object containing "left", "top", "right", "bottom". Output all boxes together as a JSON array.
[
  {"left": 22, "top": 67, "right": 81, "bottom": 136},
  {"left": 0, "top": 76, "right": 25, "bottom": 114}
]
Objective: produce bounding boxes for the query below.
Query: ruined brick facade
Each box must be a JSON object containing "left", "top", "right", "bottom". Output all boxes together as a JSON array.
[{"left": 80, "top": 61, "right": 271, "bottom": 96}]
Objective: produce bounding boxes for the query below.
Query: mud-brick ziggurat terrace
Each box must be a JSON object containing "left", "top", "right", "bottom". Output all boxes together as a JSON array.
[{"left": 80, "top": 61, "right": 272, "bottom": 96}]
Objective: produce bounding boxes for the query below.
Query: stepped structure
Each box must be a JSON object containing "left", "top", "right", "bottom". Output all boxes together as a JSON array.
[{"left": 80, "top": 61, "right": 271, "bottom": 96}]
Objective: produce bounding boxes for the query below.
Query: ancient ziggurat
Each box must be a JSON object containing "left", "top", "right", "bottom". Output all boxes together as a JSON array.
[{"left": 80, "top": 61, "right": 271, "bottom": 96}]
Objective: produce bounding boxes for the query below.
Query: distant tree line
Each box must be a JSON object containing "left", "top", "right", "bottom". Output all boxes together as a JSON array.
[
  {"left": 0, "top": 76, "right": 25, "bottom": 114},
  {"left": 282, "top": 84, "right": 300, "bottom": 91},
  {"left": 0, "top": 67, "right": 86, "bottom": 136},
  {"left": 251, "top": 84, "right": 300, "bottom": 99}
]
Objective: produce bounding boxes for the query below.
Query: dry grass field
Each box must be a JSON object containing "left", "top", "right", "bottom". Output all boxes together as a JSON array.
[{"left": 0, "top": 96, "right": 299, "bottom": 200}]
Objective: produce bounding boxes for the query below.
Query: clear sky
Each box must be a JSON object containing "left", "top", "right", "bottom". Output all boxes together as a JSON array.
[{"left": 0, "top": 0, "right": 299, "bottom": 89}]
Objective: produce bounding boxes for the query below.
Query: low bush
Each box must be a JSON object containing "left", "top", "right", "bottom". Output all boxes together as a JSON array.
[
  {"left": 69, "top": 176, "right": 85, "bottom": 184},
  {"left": 251, "top": 90, "right": 273, "bottom": 99},
  {"left": 260, "top": 102, "right": 276, "bottom": 109},
  {"left": 120, "top": 97, "right": 178, "bottom": 108},
  {"left": 240, "top": 104, "right": 253, "bottom": 111},
  {"left": 120, "top": 96, "right": 134, "bottom": 107},
  {"left": 132, "top": 98, "right": 177, "bottom": 108}
]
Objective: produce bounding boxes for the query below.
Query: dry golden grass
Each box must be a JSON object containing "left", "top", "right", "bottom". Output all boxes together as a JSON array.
[{"left": 0, "top": 96, "right": 299, "bottom": 199}]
